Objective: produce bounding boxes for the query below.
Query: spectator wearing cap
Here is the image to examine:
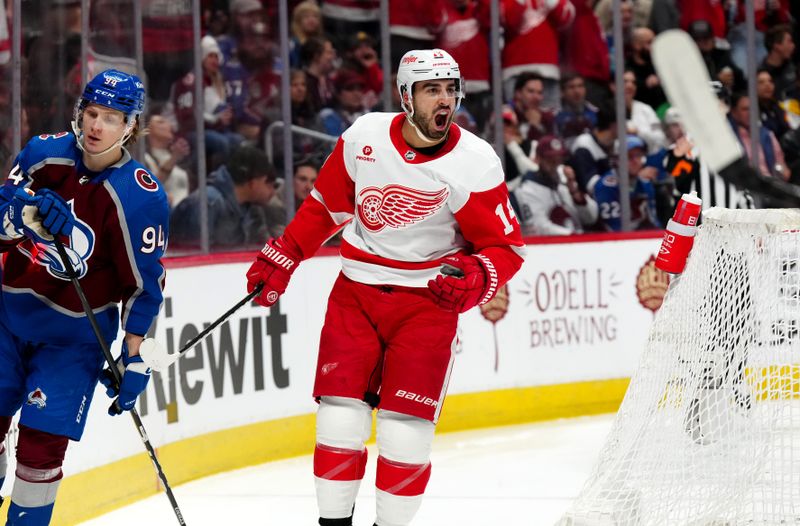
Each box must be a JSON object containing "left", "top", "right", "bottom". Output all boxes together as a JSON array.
[
  {"left": 319, "top": 69, "right": 368, "bottom": 137},
  {"left": 679, "top": 0, "right": 727, "bottom": 46},
  {"left": 501, "top": 0, "right": 575, "bottom": 111},
  {"left": 593, "top": 135, "right": 660, "bottom": 232},
  {"left": 688, "top": 19, "right": 746, "bottom": 94},
  {"left": 169, "top": 35, "right": 245, "bottom": 172},
  {"left": 555, "top": 72, "right": 598, "bottom": 149},
  {"left": 389, "top": 0, "right": 448, "bottom": 67},
  {"left": 321, "top": 0, "right": 380, "bottom": 52},
  {"left": 760, "top": 24, "right": 797, "bottom": 102},
  {"left": 170, "top": 144, "right": 284, "bottom": 249},
  {"left": 513, "top": 135, "right": 598, "bottom": 236},
  {"left": 217, "top": 0, "right": 268, "bottom": 63},
  {"left": 289, "top": 1, "right": 323, "bottom": 68},
  {"left": 342, "top": 32, "right": 384, "bottom": 111},
  {"left": 623, "top": 69, "right": 666, "bottom": 155},
  {"left": 215, "top": 0, "right": 271, "bottom": 143},
  {"left": 560, "top": 0, "right": 611, "bottom": 107},
  {"left": 437, "top": 0, "right": 492, "bottom": 131}
]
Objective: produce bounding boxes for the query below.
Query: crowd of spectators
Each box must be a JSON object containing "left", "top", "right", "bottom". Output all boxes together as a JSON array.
[{"left": 1, "top": 0, "right": 799, "bottom": 247}]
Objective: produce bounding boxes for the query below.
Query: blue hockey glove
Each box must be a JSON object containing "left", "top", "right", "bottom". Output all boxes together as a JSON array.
[
  {"left": 5, "top": 188, "right": 75, "bottom": 242},
  {"left": 36, "top": 188, "right": 75, "bottom": 237},
  {"left": 99, "top": 340, "right": 151, "bottom": 416}
]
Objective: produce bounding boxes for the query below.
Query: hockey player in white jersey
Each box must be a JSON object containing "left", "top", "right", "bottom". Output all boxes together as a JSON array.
[{"left": 246, "top": 49, "right": 526, "bottom": 525}]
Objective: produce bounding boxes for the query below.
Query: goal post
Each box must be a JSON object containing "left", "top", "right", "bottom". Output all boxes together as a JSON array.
[{"left": 559, "top": 207, "right": 800, "bottom": 526}]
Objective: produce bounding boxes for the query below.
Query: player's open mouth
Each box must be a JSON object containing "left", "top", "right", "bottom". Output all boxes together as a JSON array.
[{"left": 434, "top": 110, "right": 449, "bottom": 130}]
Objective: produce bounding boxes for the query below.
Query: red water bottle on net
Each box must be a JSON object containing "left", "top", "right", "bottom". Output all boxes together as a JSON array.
[{"left": 656, "top": 192, "right": 702, "bottom": 274}]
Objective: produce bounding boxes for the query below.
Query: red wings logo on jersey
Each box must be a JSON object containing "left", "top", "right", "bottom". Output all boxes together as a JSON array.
[{"left": 357, "top": 185, "right": 449, "bottom": 232}]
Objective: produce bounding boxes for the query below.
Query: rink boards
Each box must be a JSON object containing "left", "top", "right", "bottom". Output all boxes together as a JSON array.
[{"left": 1, "top": 231, "right": 663, "bottom": 525}]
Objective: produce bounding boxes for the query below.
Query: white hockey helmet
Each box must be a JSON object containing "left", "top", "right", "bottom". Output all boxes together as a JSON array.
[{"left": 396, "top": 49, "right": 464, "bottom": 118}]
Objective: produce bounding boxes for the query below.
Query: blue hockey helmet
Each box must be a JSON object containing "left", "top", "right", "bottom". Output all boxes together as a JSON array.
[{"left": 77, "top": 69, "right": 145, "bottom": 121}]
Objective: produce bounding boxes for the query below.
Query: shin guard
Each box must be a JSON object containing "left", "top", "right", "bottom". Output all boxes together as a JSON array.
[
  {"left": 7, "top": 425, "right": 68, "bottom": 525},
  {"left": 374, "top": 410, "right": 435, "bottom": 526},
  {"left": 314, "top": 444, "right": 368, "bottom": 520},
  {"left": 375, "top": 457, "right": 431, "bottom": 526},
  {"left": 315, "top": 397, "right": 372, "bottom": 520}
]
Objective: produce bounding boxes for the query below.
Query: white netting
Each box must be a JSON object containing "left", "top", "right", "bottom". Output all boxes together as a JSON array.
[{"left": 559, "top": 208, "right": 800, "bottom": 526}]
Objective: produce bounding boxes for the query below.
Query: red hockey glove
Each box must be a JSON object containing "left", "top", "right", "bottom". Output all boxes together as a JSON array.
[
  {"left": 427, "top": 254, "right": 493, "bottom": 313},
  {"left": 246, "top": 237, "right": 300, "bottom": 307}
]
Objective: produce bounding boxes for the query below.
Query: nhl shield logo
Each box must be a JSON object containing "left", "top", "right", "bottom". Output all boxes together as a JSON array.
[
  {"left": 27, "top": 387, "right": 47, "bottom": 409},
  {"left": 404, "top": 150, "right": 416, "bottom": 161}
]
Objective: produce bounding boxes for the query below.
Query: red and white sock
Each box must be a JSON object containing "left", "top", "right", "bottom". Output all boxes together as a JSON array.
[
  {"left": 375, "top": 455, "right": 432, "bottom": 526},
  {"left": 314, "top": 443, "right": 368, "bottom": 519}
]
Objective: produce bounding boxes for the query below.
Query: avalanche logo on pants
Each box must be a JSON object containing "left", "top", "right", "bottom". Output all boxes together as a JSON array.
[
  {"left": 16, "top": 202, "right": 95, "bottom": 280},
  {"left": 27, "top": 387, "right": 47, "bottom": 409},
  {"left": 357, "top": 185, "right": 449, "bottom": 232}
]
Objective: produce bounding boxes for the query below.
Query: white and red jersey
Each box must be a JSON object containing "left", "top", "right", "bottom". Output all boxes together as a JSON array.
[{"left": 282, "top": 112, "right": 525, "bottom": 291}]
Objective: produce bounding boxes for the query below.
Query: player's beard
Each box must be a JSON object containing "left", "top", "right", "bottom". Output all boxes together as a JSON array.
[{"left": 411, "top": 106, "right": 454, "bottom": 143}]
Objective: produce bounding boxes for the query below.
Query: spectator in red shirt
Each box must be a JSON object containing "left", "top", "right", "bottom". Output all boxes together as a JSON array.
[
  {"left": 561, "top": 0, "right": 611, "bottom": 107},
  {"left": 438, "top": 0, "right": 493, "bottom": 131},
  {"left": 679, "top": 0, "right": 727, "bottom": 46},
  {"left": 502, "top": 0, "right": 575, "bottom": 111},
  {"left": 389, "top": 0, "right": 448, "bottom": 66},
  {"left": 341, "top": 32, "right": 384, "bottom": 111}
]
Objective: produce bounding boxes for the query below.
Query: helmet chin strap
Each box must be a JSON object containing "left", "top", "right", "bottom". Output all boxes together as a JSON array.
[{"left": 407, "top": 115, "right": 444, "bottom": 145}]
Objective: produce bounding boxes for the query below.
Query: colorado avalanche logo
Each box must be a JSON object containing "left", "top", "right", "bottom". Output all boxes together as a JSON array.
[
  {"left": 27, "top": 387, "right": 47, "bottom": 409},
  {"left": 17, "top": 200, "right": 95, "bottom": 280},
  {"left": 135, "top": 168, "right": 159, "bottom": 192},
  {"left": 357, "top": 185, "right": 449, "bottom": 233}
]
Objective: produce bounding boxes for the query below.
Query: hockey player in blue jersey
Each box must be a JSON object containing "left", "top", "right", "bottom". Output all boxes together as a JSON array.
[
  {"left": 593, "top": 134, "right": 661, "bottom": 232},
  {"left": 0, "top": 70, "right": 169, "bottom": 525}
]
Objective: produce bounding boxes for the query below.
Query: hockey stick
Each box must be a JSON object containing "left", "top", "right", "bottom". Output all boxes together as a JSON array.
[
  {"left": 652, "top": 30, "right": 800, "bottom": 208},
  {"left": 52, "top": 238, "right": 186, "bottom": 526},
  {"left": 138, "top": 283, "right": 264, "bottom": 372}
]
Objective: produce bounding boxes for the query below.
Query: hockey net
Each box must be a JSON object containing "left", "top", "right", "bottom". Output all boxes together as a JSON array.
[{"left": 559, "top": 207, "right": 800, "bottom": 526}]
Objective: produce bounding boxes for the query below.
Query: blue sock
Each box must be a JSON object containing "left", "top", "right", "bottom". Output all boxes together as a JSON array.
[{"left": 6, "top": 501, "right": 55, "bottom": 525}]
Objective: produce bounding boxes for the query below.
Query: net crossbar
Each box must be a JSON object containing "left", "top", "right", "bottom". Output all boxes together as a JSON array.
[{"left": 559, "top": 208, "right": 800, "bottom": 526}]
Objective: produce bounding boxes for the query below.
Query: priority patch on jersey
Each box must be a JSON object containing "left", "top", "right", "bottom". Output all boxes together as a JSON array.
[
  {"left": 27, "top": 388, "right": 47, "bottom": 409},
  {"left": 134, "top": 168, "right": 158, "bottom": 192}
]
